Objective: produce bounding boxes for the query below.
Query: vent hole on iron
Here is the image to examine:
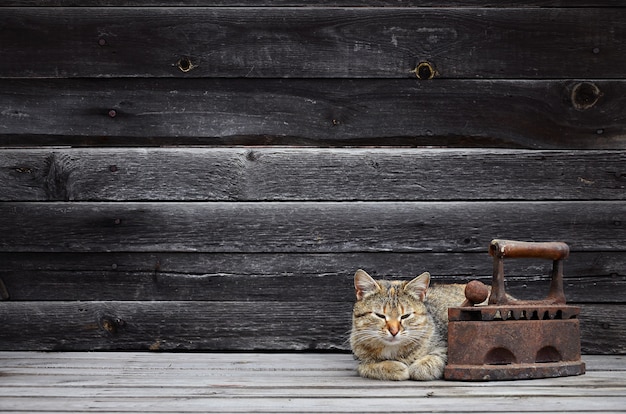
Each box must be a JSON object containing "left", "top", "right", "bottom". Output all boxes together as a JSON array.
[
  {"left": 485, "top": 347, "right": 517, "bottom": 365},
  {"left": 536, "top": 346, "right": 562, "bottom": 363}
]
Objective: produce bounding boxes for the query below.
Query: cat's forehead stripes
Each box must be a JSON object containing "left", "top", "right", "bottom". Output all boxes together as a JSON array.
[
  {"left": 383, "top": 303, "right": 406, "bottom": 316},
  {"left": 380, "top": 281, "right": 406, "bottom": 298},
  {"left": 378, "top": 280, "right": 404, "bottom": 291},
  {"left": 377, "top": 280, "right": 410, "bottom": 312}
]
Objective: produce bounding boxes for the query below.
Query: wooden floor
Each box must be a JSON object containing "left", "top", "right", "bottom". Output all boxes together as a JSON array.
[{"left": 0, "top": 352, "right": 624, "bottom": 413}]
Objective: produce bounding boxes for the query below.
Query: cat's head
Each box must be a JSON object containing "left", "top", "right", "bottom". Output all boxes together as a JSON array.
[{"left": 351, "top": 269, "right": 431, "bottom": 350}]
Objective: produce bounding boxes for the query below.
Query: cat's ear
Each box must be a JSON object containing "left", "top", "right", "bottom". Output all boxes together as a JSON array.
[
  {"left": 354, "top": 269, "right": 380, "bottom": 301},
  {"left": 404, "top": 272, "right": 430, "bottom": 301}
]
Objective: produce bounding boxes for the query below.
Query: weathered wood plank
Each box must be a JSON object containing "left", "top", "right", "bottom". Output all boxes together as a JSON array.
[
  {"left": 2, "top": 1, "right": 624, "bottom": 6},
  {"left": 1, "top": 395, "right": 624, "bottom": 413},
  {"left": 1, "top": 149, "right": 624, "bottom": 201},
  {"left": 0, "top": 352, "right": 360, "bottom": 372},
  {"left": 1, "top": 8, "right": 624, "bottom": 79},
  {"left": 583, "top": 355, "right": 626, "bottom": 371},
  {"left": 0, "top": 363, "right": 623, "bottom": 390},
  {"left": 0, "top": 252, "right": 623, "bottom": 302},
  {"left": 581, "top": 308, "right": 626, "bottom": 355},
  {"left": 0, "top": 301, "right": 621, "bottom": 352},
  {"left": 0, "top": 201, "right": 623, "bottom": 253},
  {"left": 0, "top": 353, "right": 623, "bottom": 414},
  {"left": 0, "top": 352, "right": 626, "bottom": 412},
  {"left": 0, "top": 353, "right": 622, "bottom": 375},
  {"left": 2, "top": 383, "right": 625, "bottom": 398},
  {"left": 0, "top": 352, "right": 621, "bottom": 372},
  {"left": 0, "top": 300, "right": 352, "bottom": 351},
  {"left": 1, "top": 79, "right": 624, "bottom": 149}
]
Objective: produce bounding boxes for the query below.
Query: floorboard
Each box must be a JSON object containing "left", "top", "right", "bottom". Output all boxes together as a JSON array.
[{"left": 0, "top": 353, "right": 624, "bottom": 413}]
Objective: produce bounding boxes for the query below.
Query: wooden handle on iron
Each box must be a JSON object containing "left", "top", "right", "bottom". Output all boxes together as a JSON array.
[{"left": 489, "top": 239, "right": 569, "bottom": 261}]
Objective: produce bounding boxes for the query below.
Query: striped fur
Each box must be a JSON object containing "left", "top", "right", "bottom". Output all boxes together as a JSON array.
[{"left": 350, "top": 269, "right": 466, "bottom": 381}]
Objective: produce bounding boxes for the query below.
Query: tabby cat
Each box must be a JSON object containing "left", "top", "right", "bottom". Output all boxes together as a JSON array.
[{"left": 350, "top": 269, "right": 467, "bottom": 381}]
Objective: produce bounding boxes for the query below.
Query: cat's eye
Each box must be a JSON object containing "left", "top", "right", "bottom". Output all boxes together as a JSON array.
[
  {"left": 373, "top": 313, "right": 386, "bottom": 320},
  {"left": 400, "top": 313, "right": 412, "bottom": 320}
]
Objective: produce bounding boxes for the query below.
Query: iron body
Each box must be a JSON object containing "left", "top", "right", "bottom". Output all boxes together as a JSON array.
[{"left": 444, "top": 239, "right": 586, "bottom": 381}]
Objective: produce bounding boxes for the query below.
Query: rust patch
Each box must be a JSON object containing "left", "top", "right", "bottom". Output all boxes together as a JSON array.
[{"left": 445, "top": 239, "right": 585, "bottom": 381}]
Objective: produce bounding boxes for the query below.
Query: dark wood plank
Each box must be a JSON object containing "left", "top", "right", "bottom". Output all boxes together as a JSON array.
[
  {"left": 3, "top": 1, "right": 624, "bottom": 6},
  {"left": 0, "top": 301, "right": 620, "bottom": 353},
  {"left": 0, "top": 201, "right": 624, "bottom": 253},
  {"left": 580, "top": 305, "right": 626, "bottom": 355},
  {"left": 1, "top": 149, "right": 625, "bottom": 201},
  {"left": 1, "top": 8, "right": 624, "bottom": 79},
  {"left": 1, "top": 79, "right": 624, "bottom": 149},
  {"left": 0, "top": 252, "right": 623, "bottom": 303},
  {"left": 0, "top": 300, "right": 352, "bottom": 351}
]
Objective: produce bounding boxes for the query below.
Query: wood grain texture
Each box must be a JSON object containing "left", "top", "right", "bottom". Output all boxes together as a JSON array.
[
  {"left": 0, "top": 300, "right": 351, "bottom": 351},
  {"left": 0, "top": 3, "right": 624, "bottom": 358},
  {"left": 1, "top": 8, "right": 624, "bottom": 79},
  {"left": 2, "top": 394, "right": 624, "bottom": 413},
  {"left": 0, "top": 201, "right": 623, "bottom": 253},
  {"left": 1, "top": 79, "right": 624, "bottom": 149},
  {"left": 0, "top": 301, "right": 620, "bottom": 353},
  {"left": 1, "top": 149, "right": 625, "bottom": 201},
  {"left": 0, "top": 252, "right": 623, "bottom": 303},
  {"left": 0, "top": 353, "right": 623, "bottom": 414},
  {"left": 3, "top": 1, "right": 625, "bottom": 6},
  {"left": 1, "top": 352, "right": 619, "bottom": 371}
]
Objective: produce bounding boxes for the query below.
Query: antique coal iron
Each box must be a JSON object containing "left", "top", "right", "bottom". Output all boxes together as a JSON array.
[{"left": 444, "top": 239, "right": 586, "bottom": 381}]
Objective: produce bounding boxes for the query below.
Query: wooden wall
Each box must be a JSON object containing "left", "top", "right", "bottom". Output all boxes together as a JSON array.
[{"left": 0, "top": 1, "right": 624, "bottom": 354}]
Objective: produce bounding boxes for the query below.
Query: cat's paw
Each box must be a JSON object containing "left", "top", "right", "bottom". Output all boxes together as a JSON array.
[
  {"left": 358, "top": 360, "right": 410, "bottom": 381},
  {"left": 408, "top": 355, "right": 445, "bottom": 381}
]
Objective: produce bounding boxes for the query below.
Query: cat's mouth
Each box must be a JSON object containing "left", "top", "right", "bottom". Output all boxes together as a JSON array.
[{"left": 383, "top": 335, "right": 403, "bottom": 345}]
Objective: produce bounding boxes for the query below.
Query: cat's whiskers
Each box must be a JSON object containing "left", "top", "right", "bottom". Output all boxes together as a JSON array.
[{"left": 351, "top": 330, "right": 384, "bottom": 344}]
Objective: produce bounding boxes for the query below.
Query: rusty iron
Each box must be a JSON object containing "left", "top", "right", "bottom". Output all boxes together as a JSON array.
[{"left": 444, "top": 239, "right": 586, "bottom": 381}]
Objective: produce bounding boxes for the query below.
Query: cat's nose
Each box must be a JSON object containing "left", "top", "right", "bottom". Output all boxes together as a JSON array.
[{"left": 387, "top": 324, "right": 400, "bottom": 337}]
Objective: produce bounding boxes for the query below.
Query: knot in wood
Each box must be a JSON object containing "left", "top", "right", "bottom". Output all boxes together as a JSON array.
[
  {"left": 413, "top": 62, "right": 436, "bottom": 80},
  {"left": 571, "top": 82, "right": 602, "bottom": 111},
  {"left": 177, "top": 57, "right": 195, "bottom": 73},
  {"left": 100, "top": 316, "right": 126, "bottom": 335}
]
